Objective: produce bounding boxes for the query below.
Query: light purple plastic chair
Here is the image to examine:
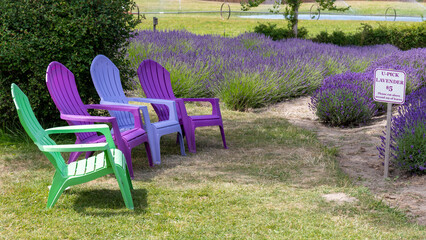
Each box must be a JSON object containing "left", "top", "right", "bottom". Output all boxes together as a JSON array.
[
  {"left": 90, "top": 55, "right": 185, "bottom": 165},
  {"left": 46, "top": 61, "right": 152, "bottom": 178},
  {"left": 137, "top": 59, "right": 228, "bottom": 153}
]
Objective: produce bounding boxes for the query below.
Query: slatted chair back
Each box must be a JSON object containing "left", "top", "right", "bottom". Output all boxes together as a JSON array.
[
  {"left": 11, "top": 84, "right": 66, "bottom": 174},
  {"left": 137, "top": 60, "right": 176, "bottom": 121},
  {"left": 90, "top": 55, "right": 135, "bottom": 130},
  {"left": 46, "top": 62, "right": 96, "bottom": 143}
]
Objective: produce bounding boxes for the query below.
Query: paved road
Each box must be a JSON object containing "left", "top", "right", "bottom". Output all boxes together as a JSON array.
[{"left": 240, "top": 14, "right": 424, "bottom": 22}]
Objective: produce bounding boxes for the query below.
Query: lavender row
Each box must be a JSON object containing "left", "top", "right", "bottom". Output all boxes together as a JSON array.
[{"left": 127, "top": 30, "right": 397, "bottom": 111}]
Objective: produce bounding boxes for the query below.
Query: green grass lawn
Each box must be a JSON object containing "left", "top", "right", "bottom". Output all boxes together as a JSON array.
[{"left": 1, "top": 104, "right": 424, "bottom": 239}]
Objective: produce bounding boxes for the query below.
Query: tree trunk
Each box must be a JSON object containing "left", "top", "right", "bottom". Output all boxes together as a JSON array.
[{"left": 293, "top": 8, "right": 299, "bottom": 38}]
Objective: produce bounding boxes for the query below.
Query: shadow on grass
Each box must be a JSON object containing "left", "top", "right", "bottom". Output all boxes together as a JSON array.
[{"left": 72, "top": 188, "right": 148, "bottom": 216}]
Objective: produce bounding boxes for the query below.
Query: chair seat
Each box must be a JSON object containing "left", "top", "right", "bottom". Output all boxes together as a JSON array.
[
  {"left": 121, "top": 128, "right": 148, "bottom": 143},
  {"left": 188, "top": 115, "right": 221, "bottom": 121},
  {"left": 82, "top": 128, "right": 148, "bottom": 149},
  {"left": 152, "top": 120, "right": 180, "bottom": 129},
  {"left": 67, "top": 149, "right": 126, "bottom": 176}
]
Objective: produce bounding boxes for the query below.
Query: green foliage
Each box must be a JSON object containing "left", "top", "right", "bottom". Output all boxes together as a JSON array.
[
  {"left": 312, "top": 23, "right": 426, "bottom": 50},
  {"left": 163, "top": 62, "right": 213, "bottom": 99},
  {"left": 254, "top": 23, "right": 308, "bottom": 40},
  {"left": 213, "top": 72, "right": 273, "bottom": 111},
  {"left": 242, "top": 0, "right": 348, "bottom": 37},
  {"left": 0, "top": 0, "right": 139, "bottom": 129}
]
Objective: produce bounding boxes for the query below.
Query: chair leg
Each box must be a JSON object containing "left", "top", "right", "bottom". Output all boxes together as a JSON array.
[
  {"left": 46, "top": 172, "right": 67, "bottom": 209},
  {"left": 144, "top": 142, "right": 154, "bottom": 167},
  {"left": 125, "top": 167, "right": 133, "bottom": 190},
  {"left": 176, "top": 127, "right": 185, "bottom": 144},
  {"left": 68, "top": 151, "right": 82, "bottom": 163},
  {"left": 114, "top": 166, "right": 134, "bottom": 210},
  {"left": 182, "top": 122, "right": 196, "bottom": 153},
  {"left": 147, "top": 133, "right": 161, "bottom": 165},
  {"left": 122, "top": 149, "right": 134, "bottom": 179},
  {"left": 219, "top": 125, "right": 228, "bottom": 149},
  {"left": 84, "top": 151, "right": 94, "bottom": 159},
  {"left": 177, "top": 131, "right": 186, "bottom": 156}
]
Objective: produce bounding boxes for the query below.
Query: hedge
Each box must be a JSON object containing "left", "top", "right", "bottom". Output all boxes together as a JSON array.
[{"left": 0, "top": 0, "right": 139, "bottom": 129}]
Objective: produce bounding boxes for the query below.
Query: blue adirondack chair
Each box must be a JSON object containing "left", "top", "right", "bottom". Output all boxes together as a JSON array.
[
  {"left": 90, "top": 55, "right": 185, "bottom": 165},
  {"left": 11, "top": 83, "right": 133, "bottom": 209}
]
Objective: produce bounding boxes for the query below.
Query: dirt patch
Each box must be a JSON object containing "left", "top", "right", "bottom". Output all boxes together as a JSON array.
[
  {"left": 267, "top": 96, "right": 426, "bottom": 225},
  {"left": 322, "top": 193, "right": 358, "bottom": 204}
]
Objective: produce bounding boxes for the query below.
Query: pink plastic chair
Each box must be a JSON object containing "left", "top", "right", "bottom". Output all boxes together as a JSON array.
[
  {"left": 137, "top": 59, "right": 227, "bottom": 153},
  {"left": 46, "top": 61, "right": 152, "bottom": 178}
]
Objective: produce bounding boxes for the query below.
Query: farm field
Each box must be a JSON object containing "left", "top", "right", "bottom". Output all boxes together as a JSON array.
[
  {"left": 1, "top": 0, "right": 425, "bottom": 238},
  {"left": 135, "top": 0, "right": 426, "bottom": 17},
  {"left": 133, "top": 0, "right": 425, "bottom": 37},
  {"left": 135, "top": 13, "right": 423, "bottom": 37}
]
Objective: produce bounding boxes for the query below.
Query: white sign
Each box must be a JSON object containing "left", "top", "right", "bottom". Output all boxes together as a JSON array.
[{"left": 373, "top": 69, "right": 407, "bottom": 104}]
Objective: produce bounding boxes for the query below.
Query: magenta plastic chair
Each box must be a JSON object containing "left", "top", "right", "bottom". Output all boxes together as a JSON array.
[
  {"left": 90, "top": 55, "right": 185, "bottom": 165},
  {"left": 46, "top": 61, "right": 152, "bottom": 178},
  {"left": 137, "top": 59, "right": 227, "bottom": 153}
]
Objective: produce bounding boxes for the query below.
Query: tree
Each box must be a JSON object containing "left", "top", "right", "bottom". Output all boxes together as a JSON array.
[{"left": 241, "top": 0, "right": 349, "bottom": 38}]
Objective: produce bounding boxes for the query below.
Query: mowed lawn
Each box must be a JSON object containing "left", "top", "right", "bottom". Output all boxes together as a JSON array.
[{"left": 1, "top": 104, "right": 424, "bottom": 239}]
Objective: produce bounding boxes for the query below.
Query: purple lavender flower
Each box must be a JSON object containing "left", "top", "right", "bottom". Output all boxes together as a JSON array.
[
  {"left": 127, "top": 30, "right": 399, "bottom": 111},
  {"left": 378, "top": 87, "right": 426, "bottom": 174}
]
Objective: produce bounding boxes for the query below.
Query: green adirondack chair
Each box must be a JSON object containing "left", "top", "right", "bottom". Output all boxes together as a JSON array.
[{"left": 11, "top": 83, "right": 134, "bottom": 209}]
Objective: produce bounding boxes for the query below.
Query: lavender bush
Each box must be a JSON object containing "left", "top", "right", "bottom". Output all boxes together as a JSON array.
[
  {"left": 378, "top": 87, "right": 426, "bottom": 174},
  {"left": 311, "top": 47, "right": 425, "bottom": 126},
  {"left": 310, "top": 72, "right": 378, "bottom": 126},
  {"left": 127, "top": 30, "right": 396, "bottom": 111}
]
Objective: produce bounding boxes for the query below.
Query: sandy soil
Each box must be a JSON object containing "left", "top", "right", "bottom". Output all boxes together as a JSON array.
[{"left": 267, "top": 96, "right": 426, "bottom": 225}]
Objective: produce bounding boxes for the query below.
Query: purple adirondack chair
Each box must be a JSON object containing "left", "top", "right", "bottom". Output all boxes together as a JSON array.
[
  {"left": 46, "top": 61, "right": 152, "bottom": 178},
  {"left": 137, "top": 59, "right": 228, "bottom": 153}
]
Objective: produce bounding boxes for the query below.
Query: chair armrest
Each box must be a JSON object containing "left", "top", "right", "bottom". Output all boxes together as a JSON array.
[
  {"left": 99, "top": 101, "right": 150, "bottom": 128},
  {"left": 180, "top": 98, "right": 221, "bottom": 116},
  {"left": 60, "top": 113, "right": 115, "bottom": 123},
  {"left": 126, "top": 97, "right": 179, "bottom": 122},
  {"left": 86, "top": 104, "right": 144, "bottom": 128},
  {"left": 59, "top": 114, "right": 122, "bottom": 148},
  {"left": 38, "top": 143, "right": 109, "bottom": 153},
  {"left": 45, "top": 124, "right": 115, "bottom": 149},
  {"left": 46, "top": 124, "right": 110, "bottom": 134},
  {"left": 86, "top": 104, "right": 141, "bottom": 113}
]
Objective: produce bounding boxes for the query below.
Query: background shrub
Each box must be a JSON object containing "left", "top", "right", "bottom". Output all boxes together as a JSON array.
[
  {"left": 0, "top": 0, "right": 138, "bottom": 129},
  {"left": 312, "top": 23, "right": 426, "bottom": 50},
  {"left": 253, "top": 23, "right": 308, "bottom": 41},
  {"left": 378, "top": 87, "right": 426, "bottom": 174}
]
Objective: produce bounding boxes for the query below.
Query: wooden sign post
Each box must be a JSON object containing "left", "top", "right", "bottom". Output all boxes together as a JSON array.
[{"left": 373, "top": 69, "right": 406, "bottom": 178}]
